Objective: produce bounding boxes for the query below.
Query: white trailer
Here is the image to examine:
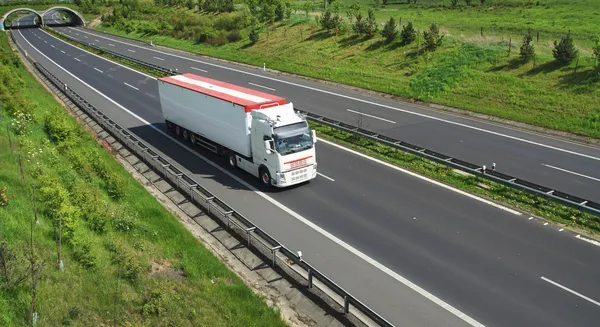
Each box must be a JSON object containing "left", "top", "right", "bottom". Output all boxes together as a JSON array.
[{"left": 157, "top": 73, "right": 317, "bottom": 188}]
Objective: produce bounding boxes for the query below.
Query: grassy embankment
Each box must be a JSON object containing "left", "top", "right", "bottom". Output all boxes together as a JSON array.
[
  {"left": 44, "top": 27, "right": 600, "bottom": 236},
  {"left": 0, "top": 31, "right": 288, "bottom": 326},
  {"left": 93, "top": 0, "right": 600, "bottom": 140}
]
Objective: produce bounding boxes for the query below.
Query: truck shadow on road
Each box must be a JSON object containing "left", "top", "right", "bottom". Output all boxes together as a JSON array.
[{"left": 128, "top": 123, "right": 311, "bottom": 195}]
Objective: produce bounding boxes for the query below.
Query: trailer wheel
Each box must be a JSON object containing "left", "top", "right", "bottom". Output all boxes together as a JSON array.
[
  {"left": 175, "top": 125, "right": 182, "bottom": 137},
  {"left": 166, "top": 121, "right": 173, "bottom": 130},
  {"left": 182, "top": 129, "right": 190, "bottom": 141},
  {"left": 260, "top": 168, "right": 272, "bottom": 187},
  {"left": 190, "top": 133, "right": 196, "bottom": 145},
  {"left": 228, "top": 152, "right": 237, "bottom": 168}
]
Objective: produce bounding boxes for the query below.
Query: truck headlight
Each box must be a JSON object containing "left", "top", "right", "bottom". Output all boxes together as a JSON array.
[{"left": 277, "top": 173, "right": 286, "bottom": 183}]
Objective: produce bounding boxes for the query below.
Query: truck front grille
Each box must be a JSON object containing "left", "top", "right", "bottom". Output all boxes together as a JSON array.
[{"left": 290, "top": 168, "right": 308, "bottom": 182}]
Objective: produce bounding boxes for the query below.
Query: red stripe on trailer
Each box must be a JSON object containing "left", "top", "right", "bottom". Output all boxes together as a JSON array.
[{"left": 158, "top": 73, "right": 286, "bottom": 112}]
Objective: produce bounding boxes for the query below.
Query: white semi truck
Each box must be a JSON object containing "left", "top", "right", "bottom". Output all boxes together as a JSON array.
[{"left": 157, "top": 73, "right": 317, "bottom": 188}]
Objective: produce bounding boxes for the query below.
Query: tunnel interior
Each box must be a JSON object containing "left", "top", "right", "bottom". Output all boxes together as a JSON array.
[
  {"left": 44, "top": 8, "right": 85, "bottom": 27},
  {"left": 2, "top": 10, "right": 43, "bottom": 30}
]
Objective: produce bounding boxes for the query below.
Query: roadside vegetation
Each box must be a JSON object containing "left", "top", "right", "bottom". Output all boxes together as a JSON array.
[
  {"left": 91, "top": 0, "right": 600, "bottom": 140},
  {"left": 0, "top": 31, "right": 288, "bottom": 326},
  {"left": 41, "top": 27, "right": 600, "bottom": 236}
]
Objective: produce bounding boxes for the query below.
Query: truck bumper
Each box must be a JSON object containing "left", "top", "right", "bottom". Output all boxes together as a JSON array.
[{"left": 274, "top": 163, "right": 317, "bottom": 187}]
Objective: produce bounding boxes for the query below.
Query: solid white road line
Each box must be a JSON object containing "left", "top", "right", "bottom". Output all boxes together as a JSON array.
[
  {"left": 319, "top": 138, "right": 522, "bottom": 216},
  {"left": 541, "top": 276, "right": 600, "bottom": 307},
  {"left": 74, "top": 57, "right": 80, "bottom": 62},
  {"left": 153, "top": 56, "right": 164, "bottom": 61},
  {"left": 37, "top": 29, "right": 156, "bottom": 80},
  {"left": 67, "top": 27, "right": 600, "bottom": 162},
  {"left": 191, "top": 66, "right": 207, "bottom": 72},
  {"left": 317, "top": 172, "right": 335, "bottom": 182},
  {"left": 542, "top": 164, "right": 600, "bottom": 182},
  {"left": 575, "top": 235, "right": 600, "bottom": 247},
  {"left": 93, "top": 67, "right": 103, "bottom": 73},
  {"left": 249, "top": 82, "right": 276, "bottom": 91},
  {"left": 19, "top": 29, "right": 484, "bottom": 327},
  {"left": 347, "top": 109, "right": 396, "bottom": 124},
  {"left": 124, "top": 82, "right": 139, "bottom": 91}
]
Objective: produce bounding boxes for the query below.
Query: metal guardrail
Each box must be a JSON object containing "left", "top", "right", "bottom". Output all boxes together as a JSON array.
[
  {"left": 9, "top": 30, "right": 394, "bottom": 327},
  {"left": 47, "top": 27, "right": 600, "bottom": 219}
]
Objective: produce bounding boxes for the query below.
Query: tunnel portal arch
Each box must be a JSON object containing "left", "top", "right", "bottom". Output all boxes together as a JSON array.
[
  {"left": 0, "top": 8, "right": 44, "bottom": 30},
  {"left": 43, "top": 6, "right": 87, "bottom": 27}
]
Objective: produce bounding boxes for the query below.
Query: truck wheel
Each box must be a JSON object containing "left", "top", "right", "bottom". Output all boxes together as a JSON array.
[
  {"left": 190, "top": 133, "right": 196, "bottom": 145},
  {"left": 182, "top": 129, "right": 189, "bottom": 141},
  {"left": 175, "top": 125, "right": 182, "bottom": 137},
  {"left": 260, "top": 168, "right": 272, "bottom": 187},
  {"left": 228, "top": 152, "right": 237, "bottom": 168},
  {"left": 166, "top": 121, "right": 173, "bottom": 130}
]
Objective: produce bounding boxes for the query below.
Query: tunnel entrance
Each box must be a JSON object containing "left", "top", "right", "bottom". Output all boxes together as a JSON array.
[
  {"left": 43, "top": 7, "right": 86, "bottom": 28},
  {"left": 1, "top": 9, "right": 43, "bottom": 30}
]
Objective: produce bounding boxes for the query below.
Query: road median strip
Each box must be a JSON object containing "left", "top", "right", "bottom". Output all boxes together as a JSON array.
[{"left": 44, "top": 27, "right": 600, "bottom": 237}]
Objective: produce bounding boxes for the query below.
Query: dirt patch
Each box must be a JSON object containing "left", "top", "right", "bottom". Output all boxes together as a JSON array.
[{"left": 150, "top": 260, "right": 185, "bottom": 280}]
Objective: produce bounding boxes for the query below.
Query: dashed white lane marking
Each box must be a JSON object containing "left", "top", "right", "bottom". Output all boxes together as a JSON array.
[
  {"left": 95, "top": 39, "right": 99, "bottom": 42},
  {"left": 542, "top": 164, "right": 600, "bottom": 182},
  {"left": 93, "top": 67, "right": 103, "bottom": 73},
  {"left": 153, "top": 56, "right": 164, "bottom": 61},
  {"left": 575, "top": 235, "right": 600, "bottom": 247},
  {"left": 249, "top": 82, "right": 275, "bottom": 91},
  {"left": 83, "top": 35, "right": 87, "bottom": 38},
  {"left": 61, "top": 50, "right": 65, "bottom": 54},
  {"left": 127, "top": 49, "right": 136, "bottom": 52},
  {"left": 317, "top": 173, "right": 335, "bottom": 182},
  {"left": 74, "top": 57, "right": 81, "bottom": 62},
  {"left": 191, "top": 66, "right": 207, "bottom": 72},
  {"left": 541, "top": 276, "right": 600, "bottom": 307},
  {"left": 50, "top": 44, "right": 55, "bottom": 48},
  {"left": 124, "top": 82, "right": 139, "bottom": 90},
  {"left": 109, "top": 43, "right": 115, "bottom": 47},
  {"left": 347, "top": 109, "right": 396, "bottom": 124}
]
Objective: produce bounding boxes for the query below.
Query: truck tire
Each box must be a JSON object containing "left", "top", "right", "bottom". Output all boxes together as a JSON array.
[
  {"left": 259, "top": 168, "right": 272, "bottom": 187},
  {"left": 190, "top": 133, "right": 196, "bottom": 145},
  {"left": 182, "top": 129, "right": 190, "bottom": 141},
  {"left": 175, "top": 125, "right": 182, "bottom": 137},
  {"left": 228, "top": 152, "right": 237, "bottom": 168}
]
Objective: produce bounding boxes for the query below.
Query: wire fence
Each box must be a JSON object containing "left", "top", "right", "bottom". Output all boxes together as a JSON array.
[{"left": 9, "top": 30, "right": 395, "bottom": 327}]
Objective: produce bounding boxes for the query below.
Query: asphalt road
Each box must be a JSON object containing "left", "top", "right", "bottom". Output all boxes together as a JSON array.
[
  {"left": 12, "top": 25, "right": 600, "bottom": 327},
  {"left": 51, "top": 26, "right": 600, "bottom": 205}
]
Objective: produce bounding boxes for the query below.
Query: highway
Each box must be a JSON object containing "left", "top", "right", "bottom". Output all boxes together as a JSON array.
[
  {"left": 10, "top": 19, "right": 600, "bottom": 327},
  {"left": 50, "top": 25, "right": 600, "bottom": 205}
]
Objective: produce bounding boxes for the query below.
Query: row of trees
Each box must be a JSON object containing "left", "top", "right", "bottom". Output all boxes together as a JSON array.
[{"left": 519, "top": 29, "right": 600, "bottom": 66}]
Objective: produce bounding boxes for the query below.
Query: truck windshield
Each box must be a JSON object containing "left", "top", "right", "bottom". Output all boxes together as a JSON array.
[{"left": 273, "top": 122, "right": 314, "bottom": 155}]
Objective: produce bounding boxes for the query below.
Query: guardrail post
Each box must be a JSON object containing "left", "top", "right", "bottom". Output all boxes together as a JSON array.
[
  {"left": 271, "top": 246, "right": 281, "bottom": 267},
  {"left": 245, "top": 227, "right": 256, "bottom": 247},
  {"left": 344, "top": 295, "right": 350, "bottom": 314},
  {"left": 308, "top": 269, "right": 313, "bottom": 288}
]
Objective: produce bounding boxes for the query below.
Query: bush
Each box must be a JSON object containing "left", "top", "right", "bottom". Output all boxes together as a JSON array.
[
  {"left": 401, "top": 21, "right": 417, "bottom": 45},
  {"left": 553, "top": 30, "right": 578, "bottom": 64},
  {"left": 519, "top": 29, "right": 535, "bottom": 62},
  {"left": 364, "top": 9, "right": 377, "bottom": 38},
  {"left": 381, "top": 17, "right": 397, "bottom": 44},
  {"left": 73, "top": 240, "right": 97, "bottom": 269},
  {"left": 227, "top": 30, "right": 242, "bottom": 42},
  {"left": 207, "top": 31, "right": 228, "bottom": 46},
  {"left": 141, "top": 280, "right": 170, "bottom": 317},
  {"left": 44, "top": 114, "right": 77, "bottom": 148},
  {"left": 248, "top": 23, "right": 260, "bottom": 45},
  {"left": 105, "top": 172, "right": 127, "bottom": 201}
]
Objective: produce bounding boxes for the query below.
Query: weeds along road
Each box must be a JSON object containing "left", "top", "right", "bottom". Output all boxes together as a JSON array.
[
  {"left": 53, "top": 26, "right": 600, "bottom": 205},
  {"left": 11, "top": 23, "right": 600, "bottom": 327}
]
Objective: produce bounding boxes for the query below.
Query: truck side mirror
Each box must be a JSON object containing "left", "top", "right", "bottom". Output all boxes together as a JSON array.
[
  {"left": 312, "top": 130, "right": 317, "bottom": 143},
  {"left": 264, "top": 140, "right": 273, "bottom": 153}
]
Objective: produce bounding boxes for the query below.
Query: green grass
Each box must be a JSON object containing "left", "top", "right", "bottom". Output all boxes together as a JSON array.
[
  {"left": 0, "top": 31, "right": 288, "bottom": 327},
  {"left": 51, "top": 28, "right": 600, "bottom": 236},
  {"left": 93, "top": 0, "right": 600, "bottom": 139}
]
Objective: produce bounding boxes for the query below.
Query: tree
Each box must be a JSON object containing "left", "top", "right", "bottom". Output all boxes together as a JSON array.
[
  {"left": 381, "top": 17, "right": 397, "bottom": 44},
  {"left": 552, "top": 30, "right": 578, "bottom": 64},
  {"left": 400, "top": 21, "right": 416, "bottom": 45},
  {"left": 479, "top": 0, "right": 486, "bottom": 4},
  {"left": 248, "top": 21, "right": 260, "bottom": 45},
  {"left": 364, "top": 9, "right": 377, "bottom": 38},
  {"left": 465, "top": 0, "right": 472, "bottom": 5},
  {"left": 450, "top": 0, "right": 459, "bottom": 6},
  {"left": 423, "top": 23, "right": 443, "bottom": 51},
  {"left": 186, "top": 0, "right": 194, "bottom": 10},
  {"left": 319, "top": 10, "right": 333, "bottom": 30},
  {"left": 353, "top": 12, "right": 367, "bottom": 35},
  {"left": 592, "top": 36, "right": 600, "bottom": 66},
  {"left": 519, "top": 29, "right": 535, "bottom": 62}
]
